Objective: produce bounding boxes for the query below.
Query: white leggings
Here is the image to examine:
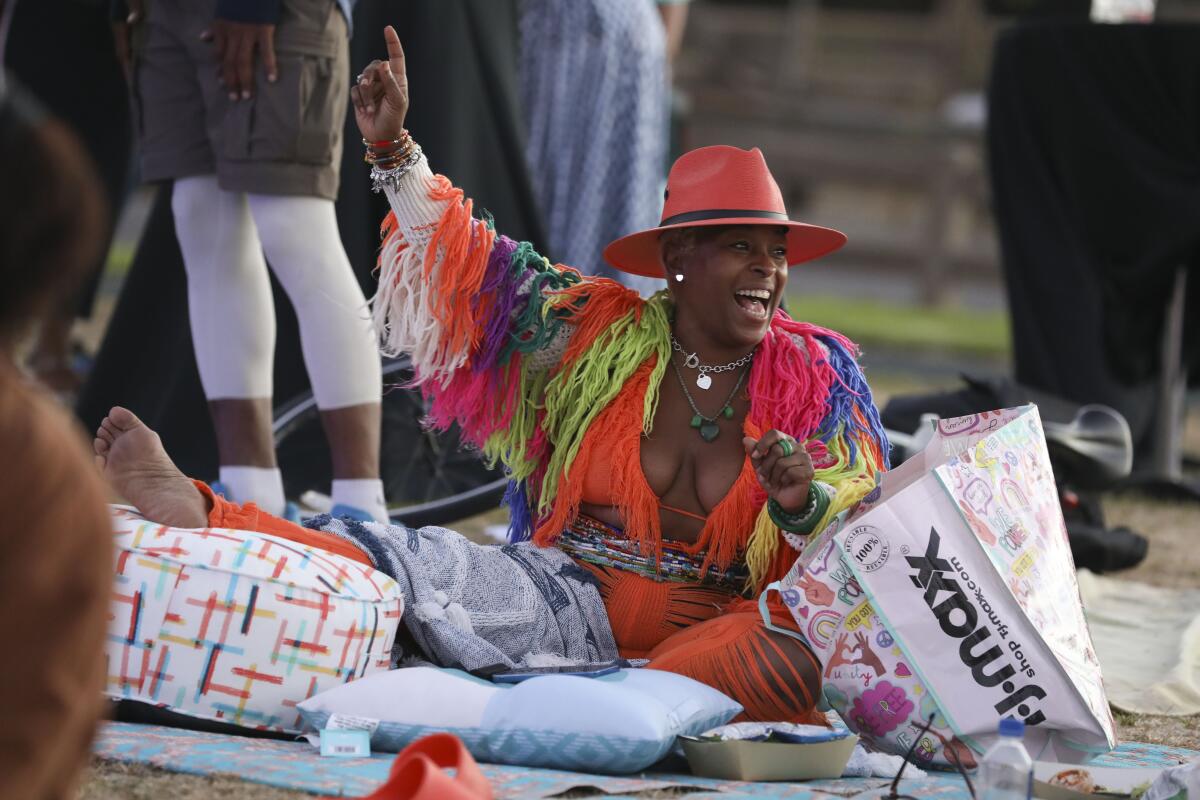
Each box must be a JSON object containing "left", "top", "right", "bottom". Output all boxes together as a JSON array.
[{"left": 171, "top": 176, "right": 381, "bottom": 410}]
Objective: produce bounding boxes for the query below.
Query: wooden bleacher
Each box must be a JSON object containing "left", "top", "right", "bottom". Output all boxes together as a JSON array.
[{"left": 674, "top": 0, "right": 1003, "bottom": 304}]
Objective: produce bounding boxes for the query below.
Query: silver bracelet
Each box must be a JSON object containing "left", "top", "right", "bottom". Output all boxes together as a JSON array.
[{"left": 369, "top": 143, "right": 424, "bottom": 193}]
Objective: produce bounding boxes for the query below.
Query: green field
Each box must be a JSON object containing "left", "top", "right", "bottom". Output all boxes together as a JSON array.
[{"left": 785, "top": 292, "right": 1011, "bottom": 358}]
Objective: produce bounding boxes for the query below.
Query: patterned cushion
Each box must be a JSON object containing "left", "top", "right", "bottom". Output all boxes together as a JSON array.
[
  {"left": 297, "top": 666, "right": 742, "bottom": 774},
  {"left": 105, "top": 506, "right": 403, "bottom": 734}
]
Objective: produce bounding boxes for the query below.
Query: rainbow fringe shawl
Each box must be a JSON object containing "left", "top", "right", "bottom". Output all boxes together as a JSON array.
[{"left": 374, "top": 173, "right": 890, "bottom": 593}]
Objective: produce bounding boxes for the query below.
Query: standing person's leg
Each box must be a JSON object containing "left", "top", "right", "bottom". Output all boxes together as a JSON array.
[
  {"left": 518, "top": 0, "right": 668, "bottom": 297},
  {"left": 212, "top": 0, "right": 385, "bottom": 521},
  {"left": 170, "top": 178, "right": 286, "bottom": 513},
  {"left": 246, "top": 193, "right": 384, "bottom": 520},
  {"left": 134, "top": 1, "right": 285, "bottom": 513}
]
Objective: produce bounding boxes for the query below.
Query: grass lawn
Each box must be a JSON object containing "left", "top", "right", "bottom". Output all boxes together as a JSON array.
[{"left": 785, "top": 292, "right": 1011, "bottom": 359}]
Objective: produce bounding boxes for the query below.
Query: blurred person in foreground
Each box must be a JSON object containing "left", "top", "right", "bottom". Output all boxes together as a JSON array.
[
  {"left": 93, "top": 28, "right": 890, "bottom": 723},
  {"left": 0, "top": 77, "right": 113, "bottom": 800},
  {"left": 111, "top": 0, "right": 388, "bottom": 522},
  {"left": 2, "top": 0, "right": 131, "bottom": 398}
]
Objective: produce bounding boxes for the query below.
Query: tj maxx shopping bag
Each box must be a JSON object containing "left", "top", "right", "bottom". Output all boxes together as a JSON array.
[{"left": 777, "top": 405, "right": 1115, "bottom": 767}]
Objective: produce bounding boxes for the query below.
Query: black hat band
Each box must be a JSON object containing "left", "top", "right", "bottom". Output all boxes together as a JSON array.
[{"left": 659, "top": 208, "right": 789, "bottom": 227}]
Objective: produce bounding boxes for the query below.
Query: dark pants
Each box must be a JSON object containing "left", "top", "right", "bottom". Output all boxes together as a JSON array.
[
  {"left": 3, "top": 0, "right": 132, "bottom": 319},
  {"left": 988, "top": 22, "right": 1200, "bottom": 459}
]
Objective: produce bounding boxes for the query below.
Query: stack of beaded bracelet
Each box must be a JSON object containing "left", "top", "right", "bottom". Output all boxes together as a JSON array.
[
  {"left": 767, "top": 483, "right": 830, "bottom": 536},
  {"left": 365, "top": 131, "right": 424, "bottom": 192}
]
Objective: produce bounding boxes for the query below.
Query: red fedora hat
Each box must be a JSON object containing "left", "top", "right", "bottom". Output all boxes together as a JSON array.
[{"left": 603, "top": 145, "right": 847, "bottom": 278}]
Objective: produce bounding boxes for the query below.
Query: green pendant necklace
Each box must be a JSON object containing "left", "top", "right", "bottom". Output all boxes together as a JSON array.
[{"left": 670, "top": 352, "right": 752, "bottom": 442}]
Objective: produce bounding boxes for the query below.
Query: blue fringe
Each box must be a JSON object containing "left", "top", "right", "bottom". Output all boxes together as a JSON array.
[
  {"left": 504, "top": 479, "right": 534, "bottom": 543},
  {"left": 813, "top": 333, "right": 892, "bottom": 470}
]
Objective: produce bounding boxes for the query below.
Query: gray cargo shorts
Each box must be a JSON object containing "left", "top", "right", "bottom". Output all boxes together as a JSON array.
[{"left": 132, "top": 0, "right": 348, "bottom": 200}]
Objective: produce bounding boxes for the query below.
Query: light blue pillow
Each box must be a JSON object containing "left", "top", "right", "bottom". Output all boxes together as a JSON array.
[{"left": 297, "top": 666, "right": 741, "bottom": 774}]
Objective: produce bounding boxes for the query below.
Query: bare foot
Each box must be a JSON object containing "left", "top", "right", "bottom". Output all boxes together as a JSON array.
[{"left": 94, "top": 406, "right": 210, "bottom": 528}]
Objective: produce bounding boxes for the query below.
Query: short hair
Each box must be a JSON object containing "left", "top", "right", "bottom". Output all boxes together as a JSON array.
[
  {"left": 658, "top": 224, "right": 789, "bottom": 275},
  {"left": 0, "top": 79, "right": 107, "bottom": 345},
  {"left": 659, "top": 226, "right": 713, "bottom": 274}
]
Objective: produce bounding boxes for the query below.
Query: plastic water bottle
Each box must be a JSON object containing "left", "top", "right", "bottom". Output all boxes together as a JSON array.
[{"left": 978, "top": 718, "right": 1033, "bottom": 800}]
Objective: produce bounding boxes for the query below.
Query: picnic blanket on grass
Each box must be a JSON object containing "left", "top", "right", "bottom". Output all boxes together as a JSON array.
[
  {"left": 1079, "top": 570, "right": 1200, "bottom": 716},
  {"left": 93, "top": 722, "right": 1198, "bottom": 800}
]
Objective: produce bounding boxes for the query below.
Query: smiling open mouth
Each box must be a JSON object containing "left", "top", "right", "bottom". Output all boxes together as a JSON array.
[{"left": 735, "top": 288, "right": 771, "bottom": 319}]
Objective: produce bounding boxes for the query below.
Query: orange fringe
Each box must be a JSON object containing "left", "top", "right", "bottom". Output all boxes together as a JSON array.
[
  {"left": 534, "top": 375, "right": 771, "bottom": 579},
  {"left": 550, "top": 279, "right": 644, "bottom": 373},
  {"left": 688, "top": 419, "right": 768, "bottom": 576},
  {"left": 423, "top": 176, "right": 497, "bottom": 363},
  {"left": 533, "top": 360, "right": 660, "bottom": 550},
  {"left": 575, "top": 561, "right": 732, "bottom": 657}
]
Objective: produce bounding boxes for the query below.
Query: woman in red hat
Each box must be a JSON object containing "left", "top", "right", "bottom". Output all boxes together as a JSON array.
[{"left": 95, "top": 27, "right": 888, "bottom": 723}]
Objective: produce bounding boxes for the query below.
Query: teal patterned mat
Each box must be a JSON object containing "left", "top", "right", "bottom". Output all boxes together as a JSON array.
[{"left": 93, "top": 722, "right": 1197, "bottom": 799}]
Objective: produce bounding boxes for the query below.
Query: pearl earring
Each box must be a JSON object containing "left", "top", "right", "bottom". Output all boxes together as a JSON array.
[{"left": 674, "top": 273, "right": 684, "bottom": 283}]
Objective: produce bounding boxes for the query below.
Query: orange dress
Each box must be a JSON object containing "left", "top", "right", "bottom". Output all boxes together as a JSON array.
[
  {"left": 197, "top": 437, "right": 825, "bottom": 725},
  {"left": 569, "top": 438, "right": 825, "bottom": 723}
]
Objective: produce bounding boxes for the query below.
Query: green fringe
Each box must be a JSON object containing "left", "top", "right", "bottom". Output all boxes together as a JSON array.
[
  {"left": 504, "top": 244, "right": 581, "bottom": 362},
  {"left": 479, "top": 358, "right": 548, "bottom": 482},
  {"left": 473, "top": 282, "right": 673, "bottom": 515}
]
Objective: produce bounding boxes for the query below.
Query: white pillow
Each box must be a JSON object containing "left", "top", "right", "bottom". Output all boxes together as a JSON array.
[{"left": 298, "top": 666, "right": 742, "bottom": 773}]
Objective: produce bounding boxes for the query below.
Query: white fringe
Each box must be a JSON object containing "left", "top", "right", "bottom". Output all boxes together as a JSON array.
[
  {"left": 370, "top": 155, "right": 576, "bottom": 384},
  {"left": 373, "top": 158, "right": 470, "bottom": 384}
]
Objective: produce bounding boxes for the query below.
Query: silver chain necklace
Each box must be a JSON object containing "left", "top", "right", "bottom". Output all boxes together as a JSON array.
[
  {"left": 670, "top": 353, "right": 751, "bottom": 442},
  {"left": 669, "top": 334, "right": 756, "bottom": 390}
]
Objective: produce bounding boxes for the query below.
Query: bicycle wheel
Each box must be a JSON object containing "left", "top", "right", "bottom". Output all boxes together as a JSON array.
[{"left": 273, "top": 357, "right": 507, "bottom": 528}]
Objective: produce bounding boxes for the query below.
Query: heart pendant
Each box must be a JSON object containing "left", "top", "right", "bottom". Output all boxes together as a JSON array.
[
  {"left": 699, "top": 422, "right": 720, "bottom": 442},
  {"left": 696, "top": 373, "right": 712, "bottom": 390}
]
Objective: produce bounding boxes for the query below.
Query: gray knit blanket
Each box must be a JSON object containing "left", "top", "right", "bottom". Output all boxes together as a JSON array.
[{"left": 305, "top": 515, "right": 618, "bottom": 674}]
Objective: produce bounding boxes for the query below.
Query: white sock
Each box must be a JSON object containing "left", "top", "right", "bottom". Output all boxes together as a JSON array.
[
  {"left": 219, "top": 466, "right": 286, "bottom": 516},
  {"left": 331, "top": 478, "right": 388, "bottom": 523}
]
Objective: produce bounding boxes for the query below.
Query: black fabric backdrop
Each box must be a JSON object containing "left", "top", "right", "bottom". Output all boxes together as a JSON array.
[
  {"left": 988, "top": 21, "right": 1200, "bottom": 456},
  {"left": 3, "top": 0, "right": 133, "bottom": 319},
  {"left": 75, "top": 0, "right": 545, "bottom": 479}
]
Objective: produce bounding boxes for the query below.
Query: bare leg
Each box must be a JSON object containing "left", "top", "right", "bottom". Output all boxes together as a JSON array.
[
  {"left": 209, "top": 397, "right": 276, "bottom": 467},
  {"left": 93, "top": 406, "right": 210, "bottom": 527},
  {"left": 320, "top": 402, "right": 381, "bottom": 479}
]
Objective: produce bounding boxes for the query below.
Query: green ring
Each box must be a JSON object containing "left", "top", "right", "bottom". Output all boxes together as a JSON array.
[{"left": 775, "top": 437, "right": 795, "bottom": 457}]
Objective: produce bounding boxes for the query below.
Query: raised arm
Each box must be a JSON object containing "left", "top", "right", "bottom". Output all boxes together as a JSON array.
[{"left": 350, "top": 29, "right": 656, "bottom": 482}]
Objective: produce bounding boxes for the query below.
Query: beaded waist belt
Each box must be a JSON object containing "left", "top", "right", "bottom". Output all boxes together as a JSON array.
[{"left": 558, "top": 514, "right": 749, "bottom": 593}]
